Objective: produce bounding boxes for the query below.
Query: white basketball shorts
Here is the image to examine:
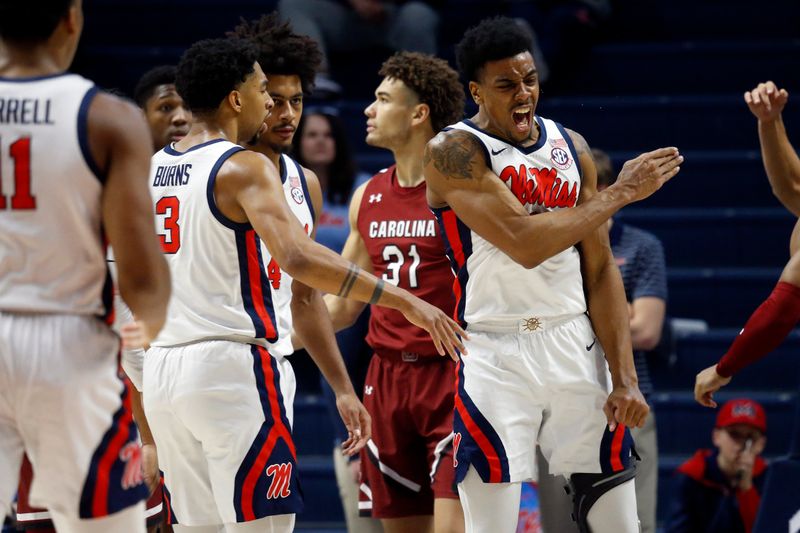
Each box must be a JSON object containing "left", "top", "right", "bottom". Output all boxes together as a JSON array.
[
  {"left": 0, "top": 312, "right": 147, "bottom": 518},
  {"left": 453, "top": 314, "right": 636, "bottom": 483},
  {"left": 143, "top": 340, "right": 301, "bottom": 526}
]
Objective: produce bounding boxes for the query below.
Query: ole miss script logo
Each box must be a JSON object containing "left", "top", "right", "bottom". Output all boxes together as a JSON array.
[
  {"left": 499, "top": 164, "right": 578, "bottom": 210},
  {"left": 266, "top": 463, "right": 293, "bottom": 499},
  {"left": 119, "top": 442, "right": 144, "bottom": 490}
]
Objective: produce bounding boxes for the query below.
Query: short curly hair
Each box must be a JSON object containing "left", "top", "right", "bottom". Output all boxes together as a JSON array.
[
  {"left": 133, "top": 65, "right": 177, "bottom": 108},
  {"left": 227, "top": 13, "right": 322, "bottom": 95},
  {"left": 176, "top": 38, "right": 259, "bottom": 114},
  {"left": 456, "top": 16, "right": 533, "bottom": 83},
  {"left": 379, "top": 52, "right": 464, "bottom": 133}
]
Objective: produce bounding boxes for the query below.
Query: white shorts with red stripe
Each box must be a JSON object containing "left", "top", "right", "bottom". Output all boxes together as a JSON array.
[
  {"left": 0, "top": 312, "right": 148, "bottom": 519},
  {"left": 143, "top": 340, "right": 301, "bottom": 526},
  {"left": 453, "top": 313, "right": 636, "bottom": 484}
]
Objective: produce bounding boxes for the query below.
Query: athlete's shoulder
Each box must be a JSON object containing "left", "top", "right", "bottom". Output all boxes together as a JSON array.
[{"left": 369, "top": 164, "right": 396, "bottom": 182}]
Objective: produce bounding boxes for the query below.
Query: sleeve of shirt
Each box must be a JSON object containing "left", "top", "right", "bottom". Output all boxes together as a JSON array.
[{"left": 631, "top": 235, "right": 668, "bottom": 302}]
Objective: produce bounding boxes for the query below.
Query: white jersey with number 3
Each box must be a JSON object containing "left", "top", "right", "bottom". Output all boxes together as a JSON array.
[
  {"left": 149, "top": 139, "right": 292, "bottom": 355},
  {"left": 0, "top": 74, "right": 112, "bottom": 317},
  {"left": 434, "top": 117, "right": 587, "bottom": 326}
]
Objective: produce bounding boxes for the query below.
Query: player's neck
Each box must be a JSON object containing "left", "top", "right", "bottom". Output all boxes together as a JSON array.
[
  {"left": 392, "top": 135, "right": 429, "bottom": 188},
  {"left": 174, "top": 119, "right": 232, "bottom": 151},
  {"left": 0, "top": 46, "right": 64, "bottom": 78}
]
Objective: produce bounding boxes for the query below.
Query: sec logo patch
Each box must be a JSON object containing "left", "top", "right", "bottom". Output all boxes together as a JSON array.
[{"left": 550, "top": 147, "right": 572, "bottom": 170}]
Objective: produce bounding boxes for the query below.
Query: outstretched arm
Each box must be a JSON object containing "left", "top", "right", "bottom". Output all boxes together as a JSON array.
[
  {"left": 423, "top": 129, "right": 682, "bottom": 269},
  {"left": 215, "top": 152, "right": 466, "bottom": 360},
  {"left": 695, "top": 248, "right": 800, "bottom": 407},
  {"left": 290, "top": 169, "right": 370, "bottom": 455},
  {"left": 572, "top": 130, "right": 648, "bottom": 430},
  {"left": 745, "top": 82, "right": 800, "bottom": 215}
]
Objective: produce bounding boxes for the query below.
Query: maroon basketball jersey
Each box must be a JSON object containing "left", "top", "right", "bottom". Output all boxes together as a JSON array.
[{"left": 357, "top": 166, "right": 456, "bottom": 358}]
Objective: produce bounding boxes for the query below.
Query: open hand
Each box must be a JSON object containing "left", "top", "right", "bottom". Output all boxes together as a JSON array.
[
  {"left": 401, "top": 296, "right": 468, "bottom": 361},
  {"left": 336, "top": 392, "right": 371, "bottom": 456}
]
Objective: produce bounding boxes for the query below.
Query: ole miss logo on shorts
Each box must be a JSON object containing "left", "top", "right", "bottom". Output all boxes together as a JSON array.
[
  {"left": 119, "top": 442, "right": 144, "bottom": 490},
  {"left": 266, "top": 463, "right": 292, "bottom": 499}
]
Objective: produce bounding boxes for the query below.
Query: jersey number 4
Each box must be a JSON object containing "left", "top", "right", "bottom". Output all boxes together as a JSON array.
[
  {"left": 382, "top": 244, "right": 421, "bottom": 288},
  {"left": 0, "top": 137, "right": 36, "bottom": 210},
  {"left": 156, "top": 196, "right": 180, "bottom": 253}
]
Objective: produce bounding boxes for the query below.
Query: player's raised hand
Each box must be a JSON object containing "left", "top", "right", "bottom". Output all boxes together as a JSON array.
[
  {"left": 694, "top": 364, "right": 732, "bottom": 408},
  {"left": 745, "top": 81, "right": 789, "bottom": 123},
  {"left": 603, "top": 384, "right": 649, "bottom": 431},
  {"left": 337, "top": 392, "right": 371, "bottom": 456},
  {"left": 400, "top": 296, "right": 468, "bottom": 361},
  {"left": 613, "top": 147, "right": 683, "bottom": 203}
]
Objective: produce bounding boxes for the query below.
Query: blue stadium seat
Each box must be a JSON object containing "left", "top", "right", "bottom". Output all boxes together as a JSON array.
[
  {"left": 667, "top": 267, "right": 782, "bottom": 326},
  {"left": 654, "top": 329, "right": 800, "bottom": 392},
  {"left": 616, "top": 208, "right": 795, "bottom": 268}
]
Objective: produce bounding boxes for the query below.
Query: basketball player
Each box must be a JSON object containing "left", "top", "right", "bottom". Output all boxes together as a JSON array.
[
  {"left": 423, "top": 17, "right": 682, "bottom": 533},
  {"left": 312, "top": 51, "right": 466, "bottom": 533},
  {"left": 695, "top": 81, "right": 800, "bottom": 404},
  {"left": 133, "top": 65, "right": 191, "bottom": 152},
  {"left": 227, "top": 13, "right": 371, "bottom": 455},
  {"left": 143, "top": 37, "right": 465, "bottom": 532},
  {"left": 0, "top": 1, "right": 171, "bottom": 532}
]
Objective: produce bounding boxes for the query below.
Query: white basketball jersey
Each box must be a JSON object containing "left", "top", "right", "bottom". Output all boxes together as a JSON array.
[
  {"left": 0, "top": 74, "right": 112, "bottom": 317},
  {"left": 433, "top": 116, "right": 587, "bottom": 326},
  {"left": 149, "top": 139, "right": 290, "bottom": 355},
  {"left": 270, "top": 154, "right": 315, "bottom": 346}
]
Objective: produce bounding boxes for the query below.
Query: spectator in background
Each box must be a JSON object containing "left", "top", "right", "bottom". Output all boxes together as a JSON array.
[
  {"left": 291, "top": 107, "right": 378, "bottom": 533},
  {"left": 278, "top": 0, "right": 441, "bottom": 95},
  {"left": 536, "top": 148, "right": 666, "bottom": 533},
  {"left": 666, "top": 399, "right": 768, "bottom": 533},
  {"left": 505, "top": 0, "right": 611, "bottom": 90},
  {"left": 292, "top": 107, "right": 371, "bottom": 253},
  {"left": 132, "top": 65, "right": 191, "bottom": 151}
]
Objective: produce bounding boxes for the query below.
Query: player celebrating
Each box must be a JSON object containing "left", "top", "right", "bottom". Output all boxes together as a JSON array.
[{"left": 424, "top": 17, "right": 682, "bottom": 533}]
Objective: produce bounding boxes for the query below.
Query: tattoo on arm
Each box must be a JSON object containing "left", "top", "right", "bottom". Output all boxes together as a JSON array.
[
  {"left": 368, "top": 278, "right": 385, "bottom": 305},
  {"left": 428, "top": 131, "right": 482, "bottom": 180},
  {"left": 566, "top": 128, "right": 591, "bottom": 159},
  {"left": 337, "top": 263, "right": 360, "bottom": 298}
]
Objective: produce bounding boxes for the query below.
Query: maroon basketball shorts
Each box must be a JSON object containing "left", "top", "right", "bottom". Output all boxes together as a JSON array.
[{"left": 359, "top": 352, "right": 458, "bottom": 519}]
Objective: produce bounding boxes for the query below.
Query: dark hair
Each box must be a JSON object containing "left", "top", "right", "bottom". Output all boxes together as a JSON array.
[
  {"left": 227, "top": 13, "right": 322, "bottom": 95},
  {"left": 292, "top": 110, "right": 358, "bottom": 205},
  {"left": 592, "top": 148, "right": 615, "bottom": 188},
  {"left": 456, "top": 16, "right": 533, "bottom": 82},
  {"left": 133, "top": 65, "right": 177, "bottom": 108},
  {"left": 176, "top": 38, "right": 259, "bottom": 114},
  {"left": 0, "top": 0, "right": 73, "bottom": 44},
  {"left": 378, "top": 52, "right": 464, "bottom": 133}
]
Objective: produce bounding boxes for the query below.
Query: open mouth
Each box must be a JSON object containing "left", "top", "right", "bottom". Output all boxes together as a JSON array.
[{"left": 512, "top": 106, "right": 532, "bottom": 133}]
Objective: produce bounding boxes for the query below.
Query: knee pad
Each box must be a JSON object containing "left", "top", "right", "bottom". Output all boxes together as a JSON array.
[{"left": 566, "top": 465, "right": 637, "bottom": 533}]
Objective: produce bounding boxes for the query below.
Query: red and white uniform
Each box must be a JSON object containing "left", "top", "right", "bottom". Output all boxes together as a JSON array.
[
  {"left": 434, "top": 117, "right": 635, "bottom": 484},
  {"left": 143, "top": 142, "right": 303, "bottom": 526},
  {"left": 0, "top": 74, "right": 146, "bottom": 520},
  {"left": 356, "top": 166, "right": 459, "bottom": 518}
]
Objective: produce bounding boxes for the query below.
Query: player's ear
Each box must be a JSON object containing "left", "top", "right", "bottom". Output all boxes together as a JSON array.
[
  {"left": 469, "top": 81, "right": 481, "bottom": 106},
  {"left": 228, "top": 90, "right": 242, "bottom": 112},
  {"left": 411, "top": 103, "right": 430, "bottom": 127}
]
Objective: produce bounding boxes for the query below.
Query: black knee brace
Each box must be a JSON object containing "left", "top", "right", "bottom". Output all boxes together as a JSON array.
[{"left": 565, "top": 465, "right": 637, "bottom": 533}]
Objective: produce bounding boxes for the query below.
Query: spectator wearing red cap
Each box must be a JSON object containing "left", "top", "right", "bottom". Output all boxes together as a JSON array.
[{"left": 665, "top": 399, "right": 769, "bottom": 533}]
